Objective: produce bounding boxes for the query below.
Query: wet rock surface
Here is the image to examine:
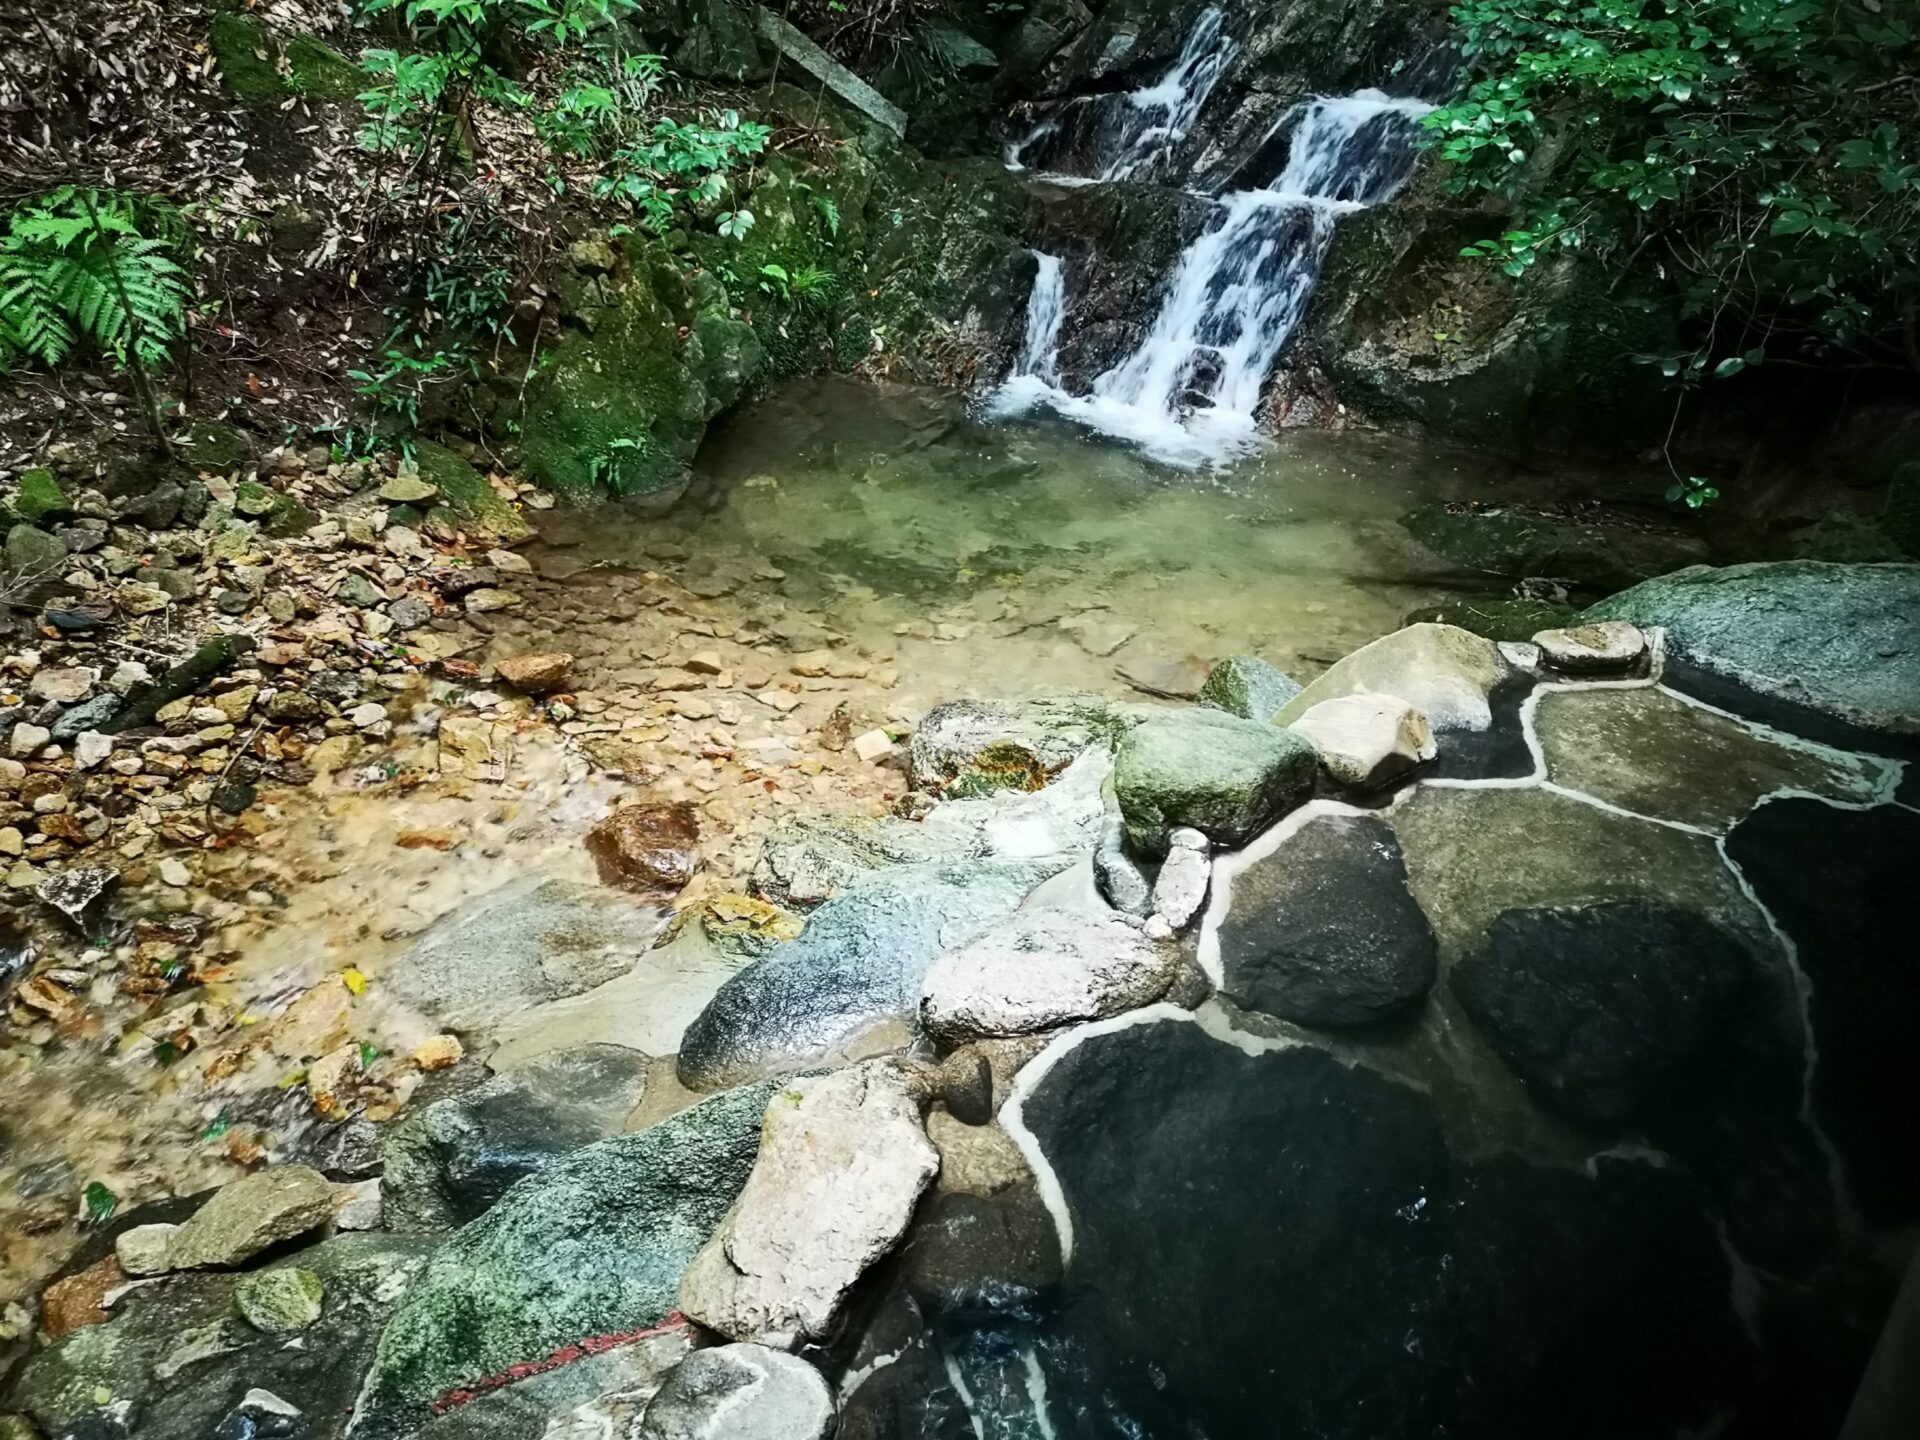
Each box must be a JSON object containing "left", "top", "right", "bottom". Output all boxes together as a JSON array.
[
  {"left": 1212, "top": 812, "right": 1437, "bottom": 1027},
  {"left": 1276, "top": 622, "right": 1513, "bottom": 733},
  {"left": 1449, "top": 899, "right": 1755, "bottom": 1125},
  {"left": 635, "top": 1344, "right": 835, "bottom": 1440},
  {"left": 382, "top": 1043, "right": 651, "bottom": 1230},
  {"left": 585, "top": 800, "right": 701, "bottom": 897}
]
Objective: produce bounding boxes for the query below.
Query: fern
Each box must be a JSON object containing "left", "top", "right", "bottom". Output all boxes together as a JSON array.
[{"left": 0, "top": 189, "right": 189, "bottom": 372}]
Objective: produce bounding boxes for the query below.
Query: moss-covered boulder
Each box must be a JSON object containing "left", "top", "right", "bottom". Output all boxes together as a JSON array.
[
  {"left": 182, "top": 420, "right": 252, "bottom": 474},
  {"left": 1114, "top": 708, "right": 1317, "bottom": 856},
  {"left": 8, "top": 468, "right": 68, "bottom": 525},
  {"left": 234, "top": 1267, "right": 325, "bottom": 1334},
  {"left": 1584, "top": 561, "right": 1920, "bottom": 741},
  {"left": 210, "top": 14, "right": 360, "bottom": 103},
  {"left": 353, "top": 1083, "right": 775, "bottom": 1437},
  {"left": 520, "top": 243, "right": 760, "bottom": 508}
]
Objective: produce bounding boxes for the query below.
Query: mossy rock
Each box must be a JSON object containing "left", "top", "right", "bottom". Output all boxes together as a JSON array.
[
  {"left": 9, "top": 468, "right": 69, "bottom": 526},
  {"left": 235, "top": 1266, "right": 325, "bottom": 1333},
  {"left": 520, "top": 243, "right": 759, "bottom": 506},
  {"left": 1792, "top": 512, "right": 1904, "bottom": 564},
  {"left": 1881, "top": 460, "right": 1920, "bottom": 559},
  {"left": 286, "top": 33, "right": 362, "bottom": 99},
  {"left": 1199, "top": 655, "right": 1302, "bottom": 723},
  {"left": 182, "top": 420, "right": 252, "bottom": 474},
  {"left": 210, "top": 14, "right": 358, "bottom": 102},
  {"left": 412, "top": 441, "right": 535, "bottom": 543}
]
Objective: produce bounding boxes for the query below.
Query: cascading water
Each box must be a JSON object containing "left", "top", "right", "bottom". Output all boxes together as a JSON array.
[
  {"left": 996, "top": 13, "right": 1432, "bottom": 468},
  {"left": 1014, "top": 252, "right": 1068, "bottom": 385},
  {"left": 1008, "top": 8, "right": 1235, "bottom": 184}
]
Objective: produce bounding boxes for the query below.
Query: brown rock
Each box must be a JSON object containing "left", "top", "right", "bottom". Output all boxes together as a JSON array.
[
  {"left": 41, "top": 1257, "right": 124, "bottom": 1340},
  {"left": 584, "top": 800, "right": 700, "bottom": 897},
  {"left": 1116, "top": 654, "right": 1210, "bottom": 700},
  {"left": 493, "top": 652, "right": 575, "bottom": 693}
]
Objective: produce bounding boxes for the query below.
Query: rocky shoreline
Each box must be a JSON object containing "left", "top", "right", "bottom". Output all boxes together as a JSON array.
[{"left": 0, "top": 541, "right": 1913, "bottom": 1438}]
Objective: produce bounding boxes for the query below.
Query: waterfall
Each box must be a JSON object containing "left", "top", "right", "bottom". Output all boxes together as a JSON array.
[
  {"left": 996, "top": 87, "right": 1432, "bottom": 468},
  {"left": 1014, "top": 251, "right": 1068, "bottom": 384},
  {"left": 1008, "top": 8, "right": 1235, "bottom": 185}
]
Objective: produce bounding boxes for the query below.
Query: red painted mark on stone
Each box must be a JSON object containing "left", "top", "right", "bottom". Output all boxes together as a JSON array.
[{"left": 427, "top": 1313, "right": 693, "bottom": 1415}]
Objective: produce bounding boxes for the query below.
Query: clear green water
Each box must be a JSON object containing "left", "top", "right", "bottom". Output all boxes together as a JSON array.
[{"left": 579, "top": 374, "right": 1568, "bottom": 698}]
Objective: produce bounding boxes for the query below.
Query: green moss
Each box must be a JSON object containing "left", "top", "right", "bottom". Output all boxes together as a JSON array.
[
  {"left": 413, "top": 441, "right": 535, "bottom": 542},
  {"left": 11, "top": 468, "right": 69, "bottom": 525},
  {"left": 520, "top": 242, "right": 759, "bottom": 504},
  {"left": 211, "top": 15, "right": 358, "bottom": 102},
  {"left": 210, "top": 14, "right": 288, "bottom": 102},
  {"left": 1402, "top": 596, "right": 1580, "bottom": 642},
  {"left": 285, "top": 34, "right": 362, "bottom": 99},
  {"left": 263, "top": 492, "right": 318, "bottom": 538},
  {"left": 183, "top": 420, "right": 251, "bottom": 473}
]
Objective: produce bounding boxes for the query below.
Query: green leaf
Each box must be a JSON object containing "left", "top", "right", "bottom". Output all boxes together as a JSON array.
[{"left": 83, "top": 1181, "right": 117, "bottom": 1225}]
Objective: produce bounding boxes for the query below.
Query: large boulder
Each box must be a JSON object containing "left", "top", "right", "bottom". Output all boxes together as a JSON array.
[
  {"left": 1210, "top": 813, "right": 1437, "bottom": 1027},
  {"left": 411, "top": 1332, "right": 690, "bottom": 1440},
  {"left": 1449, "top": 900, "right": 1754, "bottom": 1125},
  {"left": 1275, "top": 623, "right": 1514, "bottom": 733},
  {"left": 677, "top": 858, "right": 1062, "bottom": 1089},
  {"left": 920, "top": 907, "right": 1176, "bottom": 1044},
  {"left": 386, "top": 876, "right": 673, "bottom": 1037},
  {"left": 1582, "top": 561, "right": 1920, "bottom": 741},
  {"left": 679, "top": 1062, "right": 938, "bottom": 1347},
  {"left": 521, "top": 241, "right": 761, "bottom": 508},
  {"left": 635, "top": 1345, "right": 835, "bottom": 1440},
  {"left": 1287, "top": 694, "right": 1434, "bottom": 791},
  {"left": 381, "top": 1045, "right": 651, "bottom": 1231},
  {"left": 1113, "top": 708, "right": 1317, "bottom": 857},
  {"left": 355, "top": 1083, "right": 775, "bottom": 1435},
  {"left": 1401, "top": 501, "right": 1708, "bottom": 590}
]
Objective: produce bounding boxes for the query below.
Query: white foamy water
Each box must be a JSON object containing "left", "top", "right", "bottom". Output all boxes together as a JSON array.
[
  {"left": 1007, "top": 7, "right": 1234, "bottom": 184},
  {"left": 997, "top": 75, "right": 1433, "bottom": 468},
  {"left": 1014, "top": 251, "right": 1068, "bottom": 384}
]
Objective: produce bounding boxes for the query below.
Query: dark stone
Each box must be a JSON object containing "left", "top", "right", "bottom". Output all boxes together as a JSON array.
[
  {"left": 382, "top": 1044, "right": 650, "bottom": 1231},
  {"left": 1450, "top": 899, "right": 1754, "bottom": 1125},
  {"left": 903, "top": 1189, "right": 1062, "bottom": 1315},
  {"left": 1214, "top": 813, "right": 1437, "bottom": 1026},
  {"left": 211, "top": 781, "right": 258, "bottom": 816},
  {"left": 43, "top": 598, "right": 115, "bottom": 633},
  {"left": 1021, "top": 1018, "right": 1452, "bottom": 1439},
  {"left": 214, "top": 588, "right": 252, "bottom": 616},
  {"left": 133, "top": 481, "right": 184, "bottom": 530},
  {"left": 1725, "top": 799, "right": 1920, "bottom": 1224},
  {"left": 105, "top": 635, "right": 249, "bottom": 734},
  {"left": 304, "top": 671, "right": 361, "bottom": 708},
  {"left": 50, "top": 694, "right": 120, "bottom": 743}
]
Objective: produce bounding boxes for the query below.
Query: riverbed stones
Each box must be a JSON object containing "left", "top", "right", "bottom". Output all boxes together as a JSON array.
[
  {"left": 358, "top": 1082, "right": 775, "bottom": 1432},
  {"left": 8, "top": 1234, "right": 434, "bottom": 1440},
  {"left": 920, "top": 908, "right": 1174, "bottom": 1044},
  {"left": 586, "top": 800, "right": 700, "bottom": 896},
  {"left": 233, "top": 1267, "right": 325, "bottom": 1333},
  {"left": 1583, "top": 560, "right": 1920, "bottom": 739},
  {"left": 1450, "top": 900, "right": 1754, "bottom": 1125},
  {"left": 1213, "top": 813, "right": 1437, "bottom": 1026},
  {"left": 1149, "top": 825, "right": 1210, "bottom": 930},
  {"left": 382, "top": 1044, "right": 651, "bottom": 1231},
  {"left": 492, "top": 651, "right": 574, "bottom": 692},
  {"left": 635, "top": 1345, "right": 835, "bottom": 1440},
  {"left": 1287, "top": 694, "right": 1434, "bottom": 791},
  {"left": 1114, "top": 708, "right": 1316, "bottom": 857},
  {"left": 678, "top": 857, "right": 1060, "bottom": 1088},
  {"left": 679, "top": 1062, "right": 938, "bottom": 1348},
  {"left": 1532, "top": 620, "right": 1646, "bottom": 673},
  {"left": 386, "top": 875, "right": 671, "bottom": 1036},
  {"left": 1276, "top": 622, "right": 1513, "bottom": 732},
  {"left": 1197, "top": 654, "right": 1302, "bottom": 721},
  {"left": 113, "top": 1223, "right": 178, "bottom": 1278},
  {"left": 165, "top": 1164, "right": 335, "bottom": 1270}
]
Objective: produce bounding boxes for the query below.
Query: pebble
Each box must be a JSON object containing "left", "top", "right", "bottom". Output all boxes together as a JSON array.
[
  {"left": 10, "top": 722, "right": 49, "bottom": 757},
  {"left": 74, "top": 731, "right": 114, "bottom": 771},
  {"left": 159, "top": 858, "right": 192, "bottom": 888},
  {"left": 349, "top": 702, "right": 389, "bottom": 729},
  {"left": 851, "top": 728, "right": 894, "bottom": 762}
]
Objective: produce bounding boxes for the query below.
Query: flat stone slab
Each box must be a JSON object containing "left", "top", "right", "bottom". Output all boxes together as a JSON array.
[{"left": 1535, "top": 686, "right": 1890, "bottom": 830}]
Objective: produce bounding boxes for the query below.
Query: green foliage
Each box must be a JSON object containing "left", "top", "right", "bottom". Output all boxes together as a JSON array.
[
  {"left": 0, "top": 188, "right": 189, "bottom": 373},
  {"left": 82, "top": 1181, "right": 117, "bottom": 1225},
  {"left": 587, "top": 434, "right": 652, "bottom": 489},
  {"left": 1665, "top": 473, "right": 1721, "bottom": 510},
  {"left": 1426, "top": 0, "right": 1920, "bottom": 372},
  {"left": 594, "top": 110, "right": 772, "bottom": 235}
]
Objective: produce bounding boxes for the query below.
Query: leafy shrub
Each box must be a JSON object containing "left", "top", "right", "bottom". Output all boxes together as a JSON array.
[{"left": 0, "top": 188, "right": 189, "bottom": 372}]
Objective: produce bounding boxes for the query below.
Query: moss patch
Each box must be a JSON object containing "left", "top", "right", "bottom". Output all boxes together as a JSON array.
[
  {"left": 10, "top": 468, "right": 69, "bottom": 526},
  {"left": 210, "top": 14, "right": 359, "bottom": 102},
  {"left": 412, "top": 442, "right": 535, "bottom": 543}
]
